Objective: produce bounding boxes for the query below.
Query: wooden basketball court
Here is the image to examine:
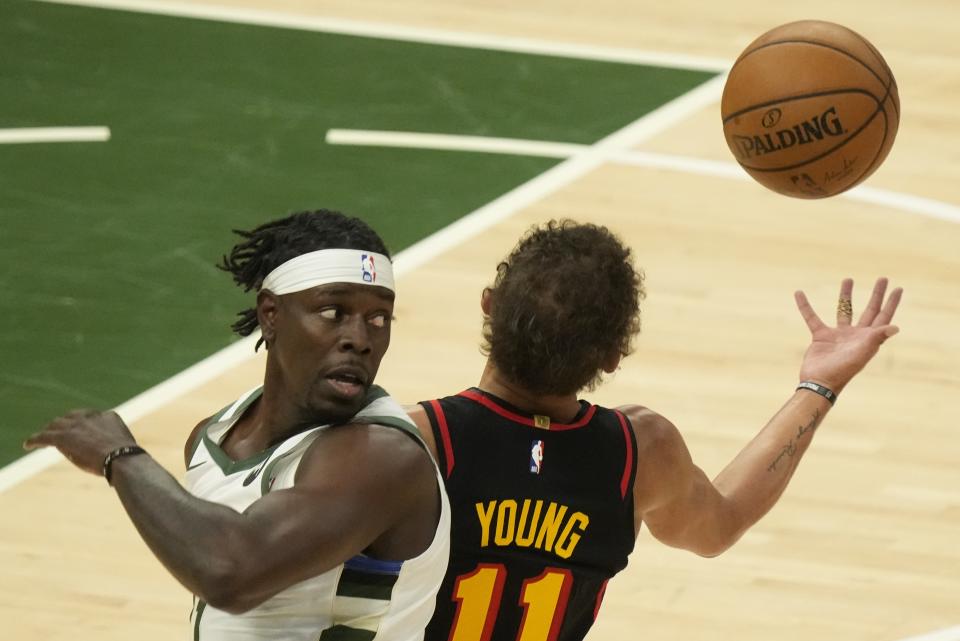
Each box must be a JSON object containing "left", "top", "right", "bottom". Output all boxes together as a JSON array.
[{"left": 2, "top": 1, "right": 958, "bottom": 640}]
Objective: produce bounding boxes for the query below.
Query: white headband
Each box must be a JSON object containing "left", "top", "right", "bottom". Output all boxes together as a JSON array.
[{"left": 260, "top": 248, "right": 395, "bottom": 295}]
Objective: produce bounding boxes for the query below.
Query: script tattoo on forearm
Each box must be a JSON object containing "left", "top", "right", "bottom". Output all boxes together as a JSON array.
[{"left": 767, "top": 409, "right": 822, "bottom": 472}]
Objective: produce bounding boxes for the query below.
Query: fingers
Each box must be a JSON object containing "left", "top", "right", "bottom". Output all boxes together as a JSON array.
[
  {"left": 65, "top": 409, "right": 100, "bottom": 419},
  {"left": 836, "top": 278, "right": 854, "bottom": 326},
  {"left": 23, "top": 415, "right": 66, "bottom": 450},
  {"left": 857, "top": 278, "right": 889, "bottom": 327},
  {"left": 873, "top": 287, "right": 904, "bottom": 326},
  {"left": 21, "top": 409, "right": 97, "bottom": 451},
  {"left": 800, "top": 278, "right": 903, "bottom": 333},
  {"left": 23, "top": 431, "right": 51, "bottom": 451},
  {"left": 795, "top": 290, "right": 826, "bottom": 333},
  {"left": 866, "top": 324, "right": 901, "bottom": 348},
  {"left": 881, "top": 325, "right": 901, "bottom": 340}
]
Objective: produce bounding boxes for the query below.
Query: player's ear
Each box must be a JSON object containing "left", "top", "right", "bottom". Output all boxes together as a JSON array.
[
  {"left": 481, "top": 287, "right": 493, "bottom": 315},
  {"left": 257, "top": 290, "right": 280, "bottom": 346},
  {"left": 601, "top": 350, "right": 622, "bottom": 374}
]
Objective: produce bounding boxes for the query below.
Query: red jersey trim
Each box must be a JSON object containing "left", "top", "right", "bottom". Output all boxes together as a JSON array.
[
  {"left": 458, "top": 390, "right": 597, "bottom": 430},
  {"left": 593, "top": 579, "right": 609, "bottom": 620},
  {"left": 428, "top": 400, "right": 455, "bottom": 478},
  {"left": 614, "top": 411, "right": 634, "bottom": 499}
]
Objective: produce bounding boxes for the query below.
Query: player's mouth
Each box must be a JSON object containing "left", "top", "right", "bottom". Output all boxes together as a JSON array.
[{"left": 324, "top": 367, "right": 368, "bottom": 400}]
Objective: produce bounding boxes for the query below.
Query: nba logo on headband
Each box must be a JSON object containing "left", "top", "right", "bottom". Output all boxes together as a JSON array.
[
  {"left": 361, "top": 254, "right": 376, "bottom": 283},
  {"left": 260, "top": 248, "right": 394, "bottom": 295}
]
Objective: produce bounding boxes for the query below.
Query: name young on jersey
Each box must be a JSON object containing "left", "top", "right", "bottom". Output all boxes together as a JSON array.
[{"left": 475, "top": 499, "right": 589, "bottom": 560}]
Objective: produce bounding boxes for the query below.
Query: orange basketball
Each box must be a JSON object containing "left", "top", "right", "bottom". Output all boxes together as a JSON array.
[{"left": 721, "top": 20, "right": 899, "bottom": 199}]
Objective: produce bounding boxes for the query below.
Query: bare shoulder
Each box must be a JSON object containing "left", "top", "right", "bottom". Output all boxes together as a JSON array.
[
  {"left": 292, "top": 422, "right": 440, "bottom": 560},
  {"left": 295, "top": 422, "right": 436, "bottom": 492},
  {"left": 617, "top": 404, "right": 696, "bottom": 514},
  {"left": 616, "top": 404, "right": 686, "bottom": 456},
  {"left": 404, "top": 403, "right": 429, "bottom": 431}
]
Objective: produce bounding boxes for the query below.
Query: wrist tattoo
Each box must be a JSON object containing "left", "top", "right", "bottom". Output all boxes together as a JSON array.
[{"left": 767, "top": 409, "right": 822, "bottom": 472}]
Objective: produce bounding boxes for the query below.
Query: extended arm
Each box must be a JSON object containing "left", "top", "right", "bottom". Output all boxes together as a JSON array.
[
  {"left": 25, "top": 418, "right": 438, "bottom": 613},
  {"left": 630, "top": 277, "right": 902, "bottom": 557}
]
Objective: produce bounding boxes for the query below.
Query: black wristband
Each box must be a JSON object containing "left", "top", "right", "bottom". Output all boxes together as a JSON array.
[
  {"left": 102, "top": 445, "right": 147, "bottom": 485},
  {"left": 796, "top": 381, "right": 838, "bottom": 405}
]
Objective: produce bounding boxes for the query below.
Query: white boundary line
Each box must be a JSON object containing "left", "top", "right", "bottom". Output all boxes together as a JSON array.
[
  {"left": 0, "top": 336, "right": 256, "bottom": 492},
  {"left": 0, "top": 75, "right": 726, "bottom": 493},
  {"left": 897, "top": 626, "right": 960, "bottom": 641},
  {"left": 383, "top": 74, "right": 728, "bottom": 275},
  {"left": 35, "top": 0, "right": 729, "bottom": 72},
  {"left": 616, "top": 151, "right": 960, "bottom": 224},
  {"left": 326, "top": 129, "right": 585, "bottom": 159},
  {"left": 0, "top": 126, "right": 111, "bottom": 144},
  {"left": 328, "top": 128, "right": 960, "bottom": 224}
]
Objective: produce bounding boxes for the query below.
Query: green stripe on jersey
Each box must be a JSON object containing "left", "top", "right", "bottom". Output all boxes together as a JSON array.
[
  {"left": 363, "top": 386, "right": 390, "bottom": 404},
  {"left": 192, "top": 600, "right": 206, "bottom": 641},
  {"left": 187, "top": 401, "right": 237, "bottom": 464},
  {"left": 203, "top": 430, "right": 281, "bottom": 475},
  {"left": 259, "top": 447, "right": 302, "bottom": 495}
]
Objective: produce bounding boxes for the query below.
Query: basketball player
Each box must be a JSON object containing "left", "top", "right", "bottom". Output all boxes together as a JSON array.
[
  {"left": 25, "top": 210, "right": 451, "bottom": 640},
  {"left": 408, "top": 220, "right": 902, "bottom": 641}
]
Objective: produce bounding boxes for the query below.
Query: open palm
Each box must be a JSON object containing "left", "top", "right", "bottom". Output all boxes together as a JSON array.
[{"left": 795, "top": 278, "right": 903, "bottom": 394}]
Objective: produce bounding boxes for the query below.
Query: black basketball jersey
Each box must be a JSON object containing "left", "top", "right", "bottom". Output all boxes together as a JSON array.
[{"left": 420, "top": 388, "right": 638, "bottom": 641}]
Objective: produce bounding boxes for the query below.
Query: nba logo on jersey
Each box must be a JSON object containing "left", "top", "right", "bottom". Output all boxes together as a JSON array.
[
  {"left": 530, "top": 439, "right": 544, "bottom": 474},
  {"left": 360, "top": 254, "right": 376, "bottom": 283}
]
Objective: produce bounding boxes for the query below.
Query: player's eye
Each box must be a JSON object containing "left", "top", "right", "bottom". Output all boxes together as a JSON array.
[
  {"left": 318, "top": 307, "right": 341, "bottom": 320},
  {"left": 368, "top": 313, "right": 390, "bottom": 328}
]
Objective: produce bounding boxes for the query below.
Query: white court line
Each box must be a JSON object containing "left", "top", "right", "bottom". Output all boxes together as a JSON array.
[
  {"left": 326, "top": 129, "right": 585, "bottom": 159},
  {"left": 36, "top": 0, "right": 729, "bottom": 72},
  {"left": 897, "top": 626, "right": 960, "bottom": 641},
  {"left": 0, "top": 126, "right": 110, "bottom": 144},
  {"left": 617, "top": 150, "right": 960, "bottom": 224},
  {"left": 0, "top": 75, "right": 726, "bottom": 493},
  {"left": 328, "top": 128, "right": 960, "bottom": 225},
  {"left": 381, "top": 74, "right": 728, "bottom": 275},
  {"left": 0, "top": 336, "right": 258, "bottom": 492}
]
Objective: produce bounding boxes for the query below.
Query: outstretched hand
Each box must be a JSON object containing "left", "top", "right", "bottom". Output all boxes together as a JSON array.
[
  {"left": 794, "top": 277, "right": 902, "bottom": 394},
  {"left": 23, "top": 410, "right": 137, "bottom": 477}
]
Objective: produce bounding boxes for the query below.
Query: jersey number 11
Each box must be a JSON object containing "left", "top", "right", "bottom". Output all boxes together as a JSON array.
[{"left": 448, "top": 564, "right": 573, "bottom": 641}]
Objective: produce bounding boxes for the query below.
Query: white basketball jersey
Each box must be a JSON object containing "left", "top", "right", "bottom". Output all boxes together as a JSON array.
[{"left": 184, "top": 385, "right": 451, "bottom": 641}]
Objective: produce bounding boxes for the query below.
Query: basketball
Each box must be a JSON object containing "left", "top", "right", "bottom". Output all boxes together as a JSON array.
[{"left": 720, "top": 20, "right": 899, "bottom": 199}]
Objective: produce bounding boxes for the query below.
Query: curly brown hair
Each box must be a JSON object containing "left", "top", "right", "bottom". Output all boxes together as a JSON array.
[{"left": 481, "top": 220, "right": 645, "bottom": 396}]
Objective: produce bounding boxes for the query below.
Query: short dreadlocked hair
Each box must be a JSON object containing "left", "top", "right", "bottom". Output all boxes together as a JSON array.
[
  {"left": 482, "top": 220, "right": 645, "bottom": 396},
  {"left": 218, "top": 209, "right": 390, "bottom": 349}
]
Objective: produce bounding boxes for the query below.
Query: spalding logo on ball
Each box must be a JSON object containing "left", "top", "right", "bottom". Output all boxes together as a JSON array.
[{"left": 721, "top": 20, "right": 899, "bottom": 199}]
